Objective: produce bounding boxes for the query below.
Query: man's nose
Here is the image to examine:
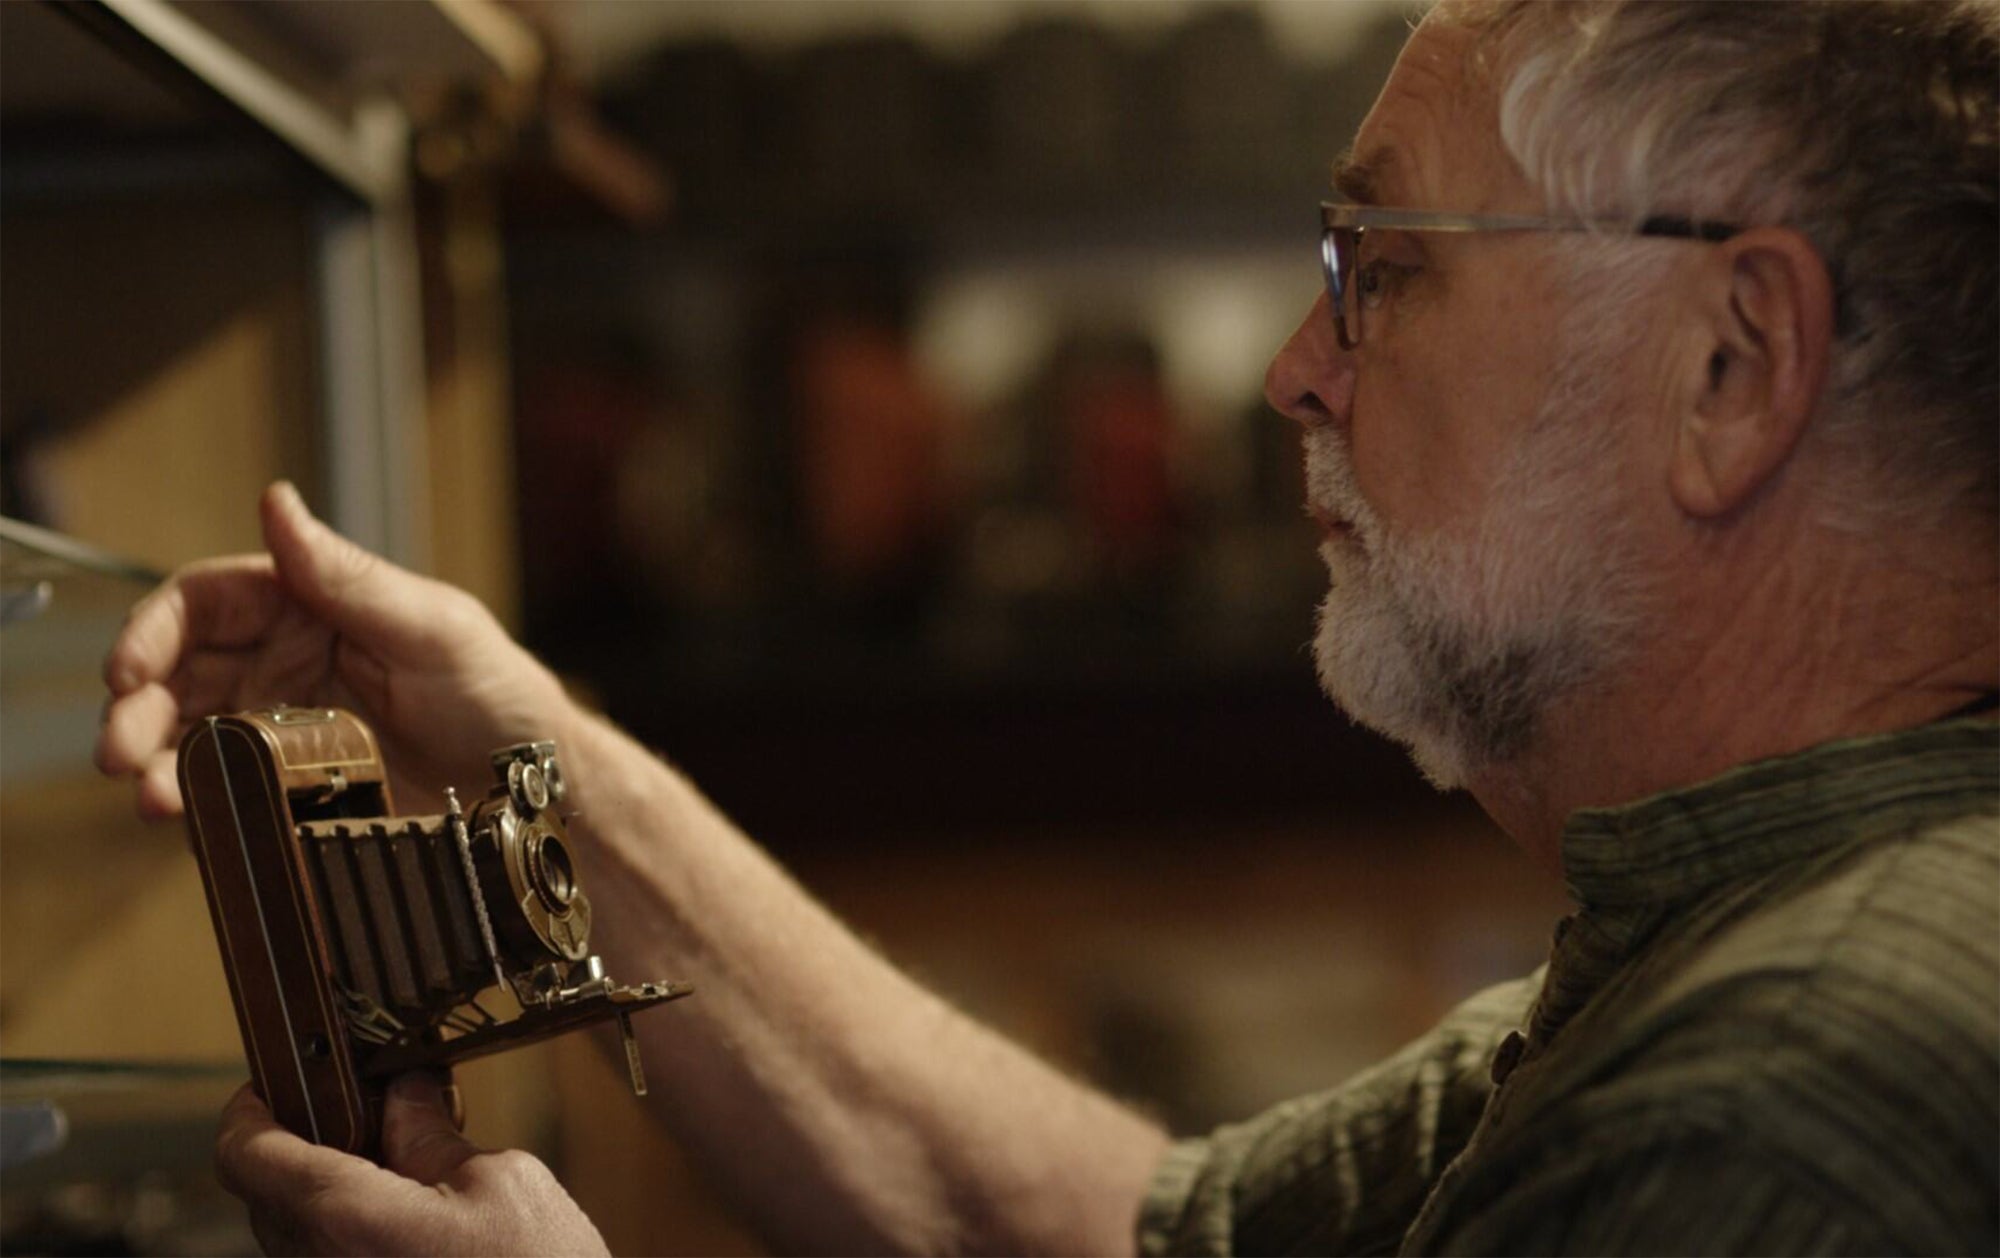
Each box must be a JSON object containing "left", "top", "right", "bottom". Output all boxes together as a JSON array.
[{"left": 1264, "top": 292, "right": 1355, "bottom": 431}]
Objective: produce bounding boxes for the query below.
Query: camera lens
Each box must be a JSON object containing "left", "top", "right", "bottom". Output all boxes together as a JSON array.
[{"left": 534, "top": 835, "right": 577, "bottom": 911}]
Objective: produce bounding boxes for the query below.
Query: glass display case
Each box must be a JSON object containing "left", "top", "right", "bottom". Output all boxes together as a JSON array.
[
  {"left": 0, "top": 2, "right": 547, "bottom": 1250},
  {"left": 0, "top": 517, "right": 260, "bottom": 1253}
]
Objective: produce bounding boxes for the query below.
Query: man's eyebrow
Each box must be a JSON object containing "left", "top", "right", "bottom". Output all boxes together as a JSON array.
[{"left": 1330, "top": 147, "right": 1397, "bottom": 205}]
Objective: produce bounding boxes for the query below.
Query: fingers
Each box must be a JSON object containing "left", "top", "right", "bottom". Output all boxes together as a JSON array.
[
  {"left": 98, "top": 652, "right": 282, "bottom": 776},
  {"left": 218, "top": 1078, "right": 604, "bottom": 1258},
  {"left": 261, "top": 482, "right": 451, "bottom": 664},
  {"left": 215, "top": 1083, "right": 443, "bottom": 1258},
  {"left": 380, "top": 1072, "right": 482, "bottom": 1187},
  {"left": 103, "top": 556, "right": 283, "bottom": 697},
  {"left": 95, "top": 681, "right": 179, "bottom": 776},
  {"left": 213, "top": 1083, "right": 360, "bottom": 1208},
  {"left": 138, "top": 749, "right": 185, "bottom": 819},
  {"left": 96, "top": 677, "right": 193, "bottom": 819},
  {"left": 98, "top": 643, "right": 329, "bottom": 812}
]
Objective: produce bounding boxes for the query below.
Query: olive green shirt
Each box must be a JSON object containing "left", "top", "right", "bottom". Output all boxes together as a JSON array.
[{"left": 1138, "top": 718, "right": 2000, "bottom": 1255}]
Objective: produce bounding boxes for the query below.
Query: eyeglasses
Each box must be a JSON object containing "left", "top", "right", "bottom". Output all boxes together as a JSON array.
[{"left": 1319, "top": 202, "right": 1742, "bottom": 350}]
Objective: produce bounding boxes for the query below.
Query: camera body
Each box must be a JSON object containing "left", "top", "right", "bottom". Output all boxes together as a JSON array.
[{"left": 178, "top": 707, "right": 688, "bottom": 1155}]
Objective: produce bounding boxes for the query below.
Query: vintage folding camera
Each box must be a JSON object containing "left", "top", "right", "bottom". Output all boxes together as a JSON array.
[{"left": 178, "top": 706, "right": 690, "bottom": 1155}]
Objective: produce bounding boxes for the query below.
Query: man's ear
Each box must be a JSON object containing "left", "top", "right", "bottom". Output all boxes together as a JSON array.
[{"left": 1668, "top": 227, "right": 1834, "bottom": 518}]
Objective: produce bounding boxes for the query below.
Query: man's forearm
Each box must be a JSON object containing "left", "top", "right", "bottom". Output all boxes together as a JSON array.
[{"left": 554, "top": 711, "right": 1170, "bottom": 1254}]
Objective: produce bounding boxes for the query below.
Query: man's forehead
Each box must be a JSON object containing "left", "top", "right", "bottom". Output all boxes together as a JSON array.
[{"left": 1338, "top": 18, "right": 1521, "bottom": 212}]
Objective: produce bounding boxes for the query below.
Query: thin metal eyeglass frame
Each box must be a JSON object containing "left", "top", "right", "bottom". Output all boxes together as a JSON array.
[{"left": 1319, "top": 202, "right": 1742, "bottom": 351}]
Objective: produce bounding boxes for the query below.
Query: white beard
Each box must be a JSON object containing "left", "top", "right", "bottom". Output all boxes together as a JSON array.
[{"left": 1306, "top": 327, "right": 1653, "bottom": 790}]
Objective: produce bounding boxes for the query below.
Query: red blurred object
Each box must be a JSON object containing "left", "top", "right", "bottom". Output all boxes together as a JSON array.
[
  {"left": 792, "top": 316, "right": 950, "bottom": 588},
  {"left": 514, "top": 351, "right": 657, "bottom": 621},
  {"left": 1057, "top": 338, "right": 1181, "bottom": 575}
]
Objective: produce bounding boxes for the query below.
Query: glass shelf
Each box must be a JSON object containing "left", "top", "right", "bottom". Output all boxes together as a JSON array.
[
  {"left": 0, "top": 522, "right": 246, "bottom": 1243},
  {"left": 1, "top": 1058, "right": 243, "bottom": 1170},
  {"left": 0, "top": 1060, "right": 254, "bottom": 1256},
  {"left": 0, "top": 515, "right": 164, "bottom": 589},
  {"left": 1, "top": 1057, "right": 243, "bottom": 1089},
  {"left": 0, "top": 516, "right": 160, "bottom": 785}
]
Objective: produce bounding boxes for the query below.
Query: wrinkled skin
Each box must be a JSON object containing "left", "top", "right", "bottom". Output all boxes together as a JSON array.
[
  {"left": 99, "top": 484, "right": 605, "bottom": 1254},
  {"left": 216, "top": 1073, "right": 607, "bottom": 1258},
  {"left": 97, "top": 483, "right": 580, "bottom": 818}
]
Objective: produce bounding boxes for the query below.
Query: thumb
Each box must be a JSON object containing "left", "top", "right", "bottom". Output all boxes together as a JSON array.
[
  {"left": 379, "top": 1071, "right": 479, "bottom": 1186},
  {"left": 260, "top": 482, "right": 439, "bottom": 655}
]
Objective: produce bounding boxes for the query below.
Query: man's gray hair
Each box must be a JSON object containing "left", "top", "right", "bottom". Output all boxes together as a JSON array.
[{"left": 1448, "top": 0, "right": 1999, "bottom": 529}]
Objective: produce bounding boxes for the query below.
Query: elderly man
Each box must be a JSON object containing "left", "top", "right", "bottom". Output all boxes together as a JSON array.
[{"left": 97, "top": 0, "right": 1996, "bottom": 1253}]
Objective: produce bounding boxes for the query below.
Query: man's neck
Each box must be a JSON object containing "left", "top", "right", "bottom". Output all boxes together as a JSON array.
[{"left": 1470, "top": 526, "right": 2000, "bottom": 877}]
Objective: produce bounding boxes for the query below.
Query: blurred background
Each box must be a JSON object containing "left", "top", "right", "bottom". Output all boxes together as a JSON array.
[{"left": 0, "top": 1, "right": 1566, "bottom": 1253}]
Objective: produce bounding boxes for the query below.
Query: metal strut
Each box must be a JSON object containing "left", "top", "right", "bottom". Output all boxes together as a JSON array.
[{"left": 445, "top": 789, "right": 510, "bottom": 999}]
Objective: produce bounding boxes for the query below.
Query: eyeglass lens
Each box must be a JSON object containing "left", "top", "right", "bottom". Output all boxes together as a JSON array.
[{"left": 1321, "top": 225, "right": 1361, "bottom": 350}]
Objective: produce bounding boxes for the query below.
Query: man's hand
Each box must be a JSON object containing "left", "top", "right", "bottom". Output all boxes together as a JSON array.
[
  {"left": 216, "top": 1073, "right": 609, "bottom": 1258},
  {"left": 97, "top": 482, "right": 578, "bottom": 817}
]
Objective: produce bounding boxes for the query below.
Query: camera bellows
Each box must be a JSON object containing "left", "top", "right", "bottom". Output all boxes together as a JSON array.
[{"left": 300, "top": 818, "right": 487, "bottom": 1021}]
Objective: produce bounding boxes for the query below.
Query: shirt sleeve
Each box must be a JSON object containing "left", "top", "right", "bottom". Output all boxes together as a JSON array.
[{"left": 1136, "top": 971, "right": 1541, "bottom": 1257}]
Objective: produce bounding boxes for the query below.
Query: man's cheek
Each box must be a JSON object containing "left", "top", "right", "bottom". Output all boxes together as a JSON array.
[{"left": 1350, "top": 379, "right": 1457, "bottom": 533}]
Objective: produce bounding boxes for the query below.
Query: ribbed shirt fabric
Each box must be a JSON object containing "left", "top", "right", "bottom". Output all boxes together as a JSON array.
[{"left": 1137, "top": 717, "right": 2000, "bottom": 1256}]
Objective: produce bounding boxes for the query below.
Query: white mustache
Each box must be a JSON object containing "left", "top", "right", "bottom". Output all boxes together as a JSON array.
[{"left": 1301, "top": 429, "right": 1380, "bottom": 545}]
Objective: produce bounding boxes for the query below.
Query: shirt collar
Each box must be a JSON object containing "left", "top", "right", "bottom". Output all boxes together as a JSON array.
[{"left": 1559, "top": 716, "right": 2000, "bottom": 910}]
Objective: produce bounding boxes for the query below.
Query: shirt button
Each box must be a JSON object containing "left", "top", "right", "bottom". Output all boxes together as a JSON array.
[{"left": 1490, "top": 1031, "right": 1527, "bottom": 1086}]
